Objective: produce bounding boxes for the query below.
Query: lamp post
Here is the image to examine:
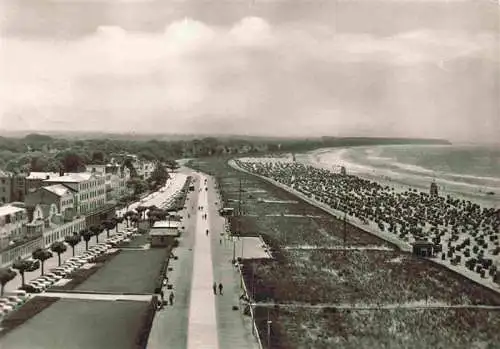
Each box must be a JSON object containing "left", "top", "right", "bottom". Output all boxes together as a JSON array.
[{"left": 267, "top": 308, "right": 272, "bottom": 349}]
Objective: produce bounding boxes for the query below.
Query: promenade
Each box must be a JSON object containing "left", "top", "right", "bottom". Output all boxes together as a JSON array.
[
  {"left": 187, "top": 175, "right": 219, "bottom": 349},
  {"left": 148, "top": 171, "right": 258, "bottom": 349}
]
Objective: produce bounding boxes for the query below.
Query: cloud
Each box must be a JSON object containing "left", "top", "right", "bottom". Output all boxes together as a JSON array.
[{"left": 0, "top": 17, "right": 498, "bottom": 140}]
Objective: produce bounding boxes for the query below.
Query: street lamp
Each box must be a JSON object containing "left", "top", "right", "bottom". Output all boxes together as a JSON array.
[{"left": 267, "top": 308, "right": 272, "bottom": 349}]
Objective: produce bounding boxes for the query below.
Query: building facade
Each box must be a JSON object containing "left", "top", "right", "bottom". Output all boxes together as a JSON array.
[
  {"left": 86, "top": 164, "right": 129, "bottom": 202},
  {"left": 0, "top": 171, "right": 27, "bottom": 204},
  {"left": 43, "top": 172, "right": 106, "bottom": 215},
  {"left": 24, "top": 184, "right": 76, "bottom": 221},
  {"left": 0, "top": 202, "right": 85, "bottom": 267},
  {"left": 0, "top": 205, "right": 28, "bottom": 249}
]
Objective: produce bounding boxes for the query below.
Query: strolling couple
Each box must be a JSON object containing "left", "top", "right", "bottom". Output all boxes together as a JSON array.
[{"left": 212, "top": 282, "right": 223, "bottom": 295}]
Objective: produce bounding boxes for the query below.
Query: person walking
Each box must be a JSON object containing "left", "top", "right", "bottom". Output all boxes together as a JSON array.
[
  {"left": 218, "top": 282, "right": 223, "bottom": 295},
  {"left": 206, "top": 229, "right": 209, "bottom": 236},
  {"left": 212, "top": 282, "right": 217, "bottom": 295},
  {"left": 169, "top": 291, "right": 174, "bottom": 306}
]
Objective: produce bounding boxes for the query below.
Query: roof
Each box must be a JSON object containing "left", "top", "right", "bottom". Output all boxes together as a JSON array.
[
  {"left": 43, "top": 184, "right": 72, "bottom": 197},
  {"left": 0, "top": 204, "right": 26, "bottom": 216},
  {"left": 27, "top": 172, "right": 59, "bottom": 180},
  {"left": 44, "top": 173, "right": 93, "bottom": 183},
  {"left": 0, "top": 170, "right": 12, "bottom": 177},
  {"left": 150, "top": 231, "right": 177, "bottom": 237},
  {"left": 152, "top": 220, "right": 181, "bottom": 229},
  {"left": 412, "top": 241, "right": 434, "bottom": 246}
]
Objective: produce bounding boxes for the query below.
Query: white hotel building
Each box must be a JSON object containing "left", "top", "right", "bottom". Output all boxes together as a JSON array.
[{"left": 43, "top": 172, "right": 106, "bottom": 215}]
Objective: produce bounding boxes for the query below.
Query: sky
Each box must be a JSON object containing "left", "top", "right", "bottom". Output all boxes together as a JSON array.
[{"left": 0, "top": 0, "right": 498, "bottom": 141}]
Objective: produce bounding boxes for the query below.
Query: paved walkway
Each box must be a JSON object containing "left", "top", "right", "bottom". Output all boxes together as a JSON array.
[
  {"left": 206, "top": 176, "right": 260, "bottom": 349},
  {"left": 34, "top": 292, "right": 152, "bottom": 302},
  {"left": 187, "top": 174, "right": 219, "bottom": 349},
  {"left": 147, "top": 171, "right": 198, "bottom": 349}
]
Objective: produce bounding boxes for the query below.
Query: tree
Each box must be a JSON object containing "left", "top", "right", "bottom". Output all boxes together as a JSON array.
[
  {"left": 124, "top": 211, "right": 135, "bottom": 228},
  {"left": 58, "top": 151, "right": 86, "bottom": 172},
  {"left": 80, "top": 230, "right": 93, "bottom": 251},
  {"left": 135, "top": 206, "right": 147, "bottom": 221},
  {"left": 164, "top": 159, "right": 179, "bottom": 172},
  {"left": 111, "top": 217, "right": 121, "bottom": 233},
  {"left": 130, "top": 215, "right": 139, "bottom": 227},
  {"left": 90, "top": 151, "right": 105, "bottom": 164},
  {"left": 65, "top": 234, "right": 81, "bottom": 257},
  {"left": 0, "top": 268, "right": 17, "bottom": 297},
  {"left": 12, "top": 259, "right": 32, "bottom": 287},
  {"left": 32, "top": 248, "right": 53, "bottom": 276},
  {"left": 89, "top": 225, "right": 103, "bottom": 243},
  {"left": 149, "top": 162, "right": 169, "bottom": 188},
  {"left": 50, "top": 241, "right": 68, "bottom": 266},
  {"left": 102, "top": 219, "right": 116, "bottom": 239}
]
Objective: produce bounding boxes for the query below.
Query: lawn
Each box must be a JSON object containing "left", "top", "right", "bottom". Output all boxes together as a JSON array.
[
  {"left": 0, "top": 298, "right": 154, "bottom": 349},
  {"left": 243, "top": 249, "right": 500, "bottom": 305},
  {"left": 73, "top": 248, "right": 170, "bottom": 294},
  {"left": 254, "top": 306, "right": 500, "bottom": 349},
  {"left": 0, "top": 296, "right": 60, "bottom": 338},
  {"left": 49, "top": 250, "right": 121, "bottom": 292}
]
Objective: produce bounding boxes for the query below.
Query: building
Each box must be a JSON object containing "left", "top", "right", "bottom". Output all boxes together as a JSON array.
[
  {"left": 25, "top": 202, "right": 86, "bottom": 246},
  {"left": 0, "top": 236, "right": 44, "bottom": 268},
  {"left": 0, "top": 171, "right": 27, "bottom": 204},
  {"left": 0, "top": 170, "right": 11, "bottom": 204},
  {"left": 86, "top": 163, "right": 130, "bottom": 202},
  {"left": 0, "top": 202, "right": 85, "bottom": 267},
  {"left": 0, "top": 205, "right": 28, "bottom": 249},
  {"left": 150, "top": 220, "right": 181, "bottom": 247},
  {"left": 412, "top": 241, "right": 435, "bottom": 257},
  {"left": 25, "top": 184, "right": 76, "bottom": 222},
  {"left": 136, "top": 161, "right": 155, "bottom": 180},
  {"left": 25, "top": 171, "right": 60, "bottom": 194},
  {"left": 430, "top": 181, "right": 439, "bottom": 197},
  {"left": 43, "top": 172, "right": 106, "bottom": 216}
]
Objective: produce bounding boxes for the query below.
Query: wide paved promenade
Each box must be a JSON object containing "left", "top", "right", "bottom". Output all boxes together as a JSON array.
[{"left": 187, "top": 175, "right": 219, "bottom": 349}]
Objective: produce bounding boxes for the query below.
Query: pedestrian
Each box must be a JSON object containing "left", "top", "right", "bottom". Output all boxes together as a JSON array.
[
  {"left": 219, "top": 238, "right": 222, "bottom": 245},
  {"left": 218, "top": 283, "right": 223, "bottom": 295},
  {"left": 169, "top": 291, "right": 174, "bottom": 306},
  {"left": 212, "top": 282, "right": 217, "bottom": 295}
]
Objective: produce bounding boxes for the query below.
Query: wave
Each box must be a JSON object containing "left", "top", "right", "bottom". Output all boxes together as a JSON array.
[{"left": 304, "top": 146, "right": 500, "bottom": 208}]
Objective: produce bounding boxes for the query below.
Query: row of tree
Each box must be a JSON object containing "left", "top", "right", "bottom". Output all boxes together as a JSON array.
[
  {"left": 0, "top": 133, "right": 451, "bottom": 174},
  {"left": 0, "top": 217, "right": 125, "bottom": 296}
]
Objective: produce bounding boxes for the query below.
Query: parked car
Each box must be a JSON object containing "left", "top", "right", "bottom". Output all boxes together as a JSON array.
[
  {"left": 50, "top": 269, "right": 67, "bottom": 277},
  {"left": 38, "top": 276, "right": 57, "bottom": 284},
  {"left": 55, "top": 266, "right": 74, "bottom": 274},
  {"left": 45, "top": 273, "right": 63, "bottom": 281},
  {"left": 26, "top": 259, "right": 40, "bottom": 272},
  {"left": 0, "top": 303, "right": 14, "bottom": 313},
  {"left": 19, "top": 284, "right": 42, "bottom": 293},
  {"left": 6, "top": 295, "right": 25, "bottom": 306},
  {"left": 32, "top": 279, "right": 51, "bottom": 288},
  {"left": 9, "top": 290, "right": 28, "bottom": 300},
  {"left": 67, "top": 258, "right": 85, "bottom": 265},
  {"left": 0, "top": 298, "right": 19, "bottom": 309}
]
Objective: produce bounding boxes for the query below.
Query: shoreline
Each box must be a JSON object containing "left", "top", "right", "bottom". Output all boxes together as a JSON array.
[
  {"left": 229, "top": 158, "right": 500, "bottom": 296},
  {"left": 300, "top": 146, "right": 500, "bottom": 209}
]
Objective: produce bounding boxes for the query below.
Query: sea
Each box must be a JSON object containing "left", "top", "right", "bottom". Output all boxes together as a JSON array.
[{"left": 300, "top": 144, "right": 500, "bottom": 209}]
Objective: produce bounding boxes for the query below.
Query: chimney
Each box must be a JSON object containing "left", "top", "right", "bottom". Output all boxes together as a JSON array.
[{"left": 59, "top": 168, "right": 64, "bottom": 177}]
